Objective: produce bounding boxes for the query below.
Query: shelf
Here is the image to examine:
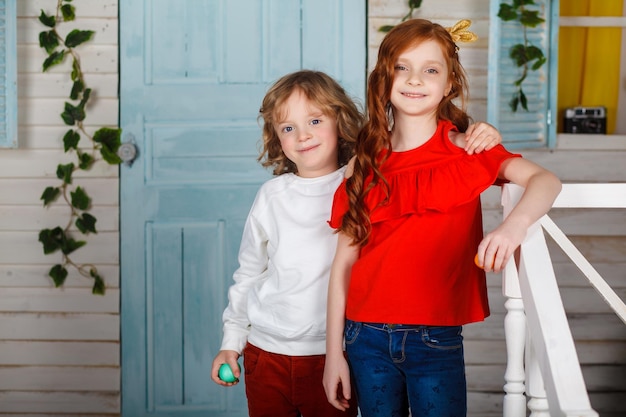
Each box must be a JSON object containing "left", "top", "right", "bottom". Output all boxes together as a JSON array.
[{"left": 556, "top": 133, "right": 626, "bottom": 150}]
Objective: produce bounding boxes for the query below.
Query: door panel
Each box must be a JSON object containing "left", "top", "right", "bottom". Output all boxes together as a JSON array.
[{"left": 120, "top": 1, "right": 365, "bottom": 416}]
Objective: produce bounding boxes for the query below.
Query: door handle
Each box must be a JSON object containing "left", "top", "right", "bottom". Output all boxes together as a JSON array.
[{"left": 118, "top": 134, "right": 139, "bottom": 166}]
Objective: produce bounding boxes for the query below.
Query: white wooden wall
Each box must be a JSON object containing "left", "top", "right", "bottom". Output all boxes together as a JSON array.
[
  {"left": 0, "top": 1, "right": 120, "bottom": 415},
  {"left": 0, "top": 1, "right": 623, "bottom": 416}
]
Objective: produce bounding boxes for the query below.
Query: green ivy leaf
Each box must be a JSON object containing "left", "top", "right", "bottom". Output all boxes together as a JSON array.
[
  {"left": 49, "top": 264, "right": 69, "bottom": 287},
  {"left": 497, "top": 4, "right": 518, "bottom": 21},
  {"left": 61, "top": 4, "right": 76, "bottom": 21},
  {"left": 509, "top": 95, "right": 520, "bottom": 112},
  {"left": 63, "top": 129, "right": 81, "bottom": 151},
  {"left": 76, "top": 213, "right": 97, "bottom": 234},
  {"left": 78, "top": 151, "right": 95, "bottom": 170},
  {"left": 61, "top": 102, "right": 86, "bottom": 125},
  {"left": 70, "top": 186, "right": 91, "bottom": 211},
  {"left": 41, "top": 186, "right": 61, "bottom": 206},
  {"left": 71, "top": 59, "right": 80, "bottom": 81},
  {"left": 519, "top": 89, "right": 528, "bottom": 110},
  {"left": 520, "top": 9, "right": 545, "bottom": 27},
  {"left": 65, "top": 29, "right": 95, "bottom": 48},
  {"left": 408, "top": 0, "right": 423, "bottom": 9},
  {"left": 39, "top": 227, "right": 64, "bottom": 254},
  {"left": 39, "top": 30, "right": 59, "bottom": 54},
  {"left": 100, "top": 147, "right": 123, "bottom": 165},
  {"left": 79, "top": 88, "right": 92, "bottom": 110},
  {"left": 525, "top": 45, "right": 544, "bottom": 61},
  {"left": 90, "top": 269, "right": 106, "bottom": 295},
  {"left": 38, "top": 10, "right": 57, "bottom": 28},
  {"left": 94, "top": 127, "right": 123, "bottom": 164},
  {"left": 61, "top": 236, "right": 86, "bottom": 255},
  {"left": 531, "top": 55, "right": 547, "bottom": 71},
  {"left": 70, "top": 80, "right": 85, "bottom": 100},
  {"left": 509, "top": 44, "right": 527, "bottom": 67},
  {"left": 43, "top": 50, "right": 66, "bottom": 72},
  {"left": 56, "top": 163, "right": 75, "bottom": 184},
  {"left": 378, "top": 25, "right": 395, "bottom": 33}
]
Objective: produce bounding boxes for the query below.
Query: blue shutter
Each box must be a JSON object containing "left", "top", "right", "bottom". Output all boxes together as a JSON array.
[
  {"left": 488, "top": 0, "right": 557, "bottom": 149},
  {"left": 0, "top": 0, "right": 17, "bottom": 148}
]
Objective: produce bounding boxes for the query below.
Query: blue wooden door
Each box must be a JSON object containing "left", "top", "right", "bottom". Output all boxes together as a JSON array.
[{"left": 119, "top": 1, "right": 365, "bottom": 416}]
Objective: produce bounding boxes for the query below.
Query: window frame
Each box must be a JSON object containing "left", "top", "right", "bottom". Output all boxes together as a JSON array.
[{"left": 554, "top": 1, "right": 626, "bottom": 146}]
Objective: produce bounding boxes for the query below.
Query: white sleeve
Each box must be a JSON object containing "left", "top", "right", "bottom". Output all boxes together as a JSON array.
[{"left": 220, "top": 199, "right": 269, "bottom": 354}]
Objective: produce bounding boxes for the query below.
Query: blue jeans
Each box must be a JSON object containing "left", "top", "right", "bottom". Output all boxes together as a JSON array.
[{"left": 344, "top": 320, "right": 467, "bottom": 417}]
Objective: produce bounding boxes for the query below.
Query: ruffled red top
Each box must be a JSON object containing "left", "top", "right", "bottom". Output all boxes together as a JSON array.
[{"left": 330, "top": 120, "right": 521, "bottom": 325}]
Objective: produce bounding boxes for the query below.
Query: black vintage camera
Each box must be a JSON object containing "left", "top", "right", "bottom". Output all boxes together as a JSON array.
[{"left": 563, "top": 106, "right": 607, "bottom": 134}]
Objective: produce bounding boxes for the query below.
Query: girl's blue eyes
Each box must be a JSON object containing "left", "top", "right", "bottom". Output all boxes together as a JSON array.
[{"left": 394, "top": 65, "right": 439, "bottom": 74}]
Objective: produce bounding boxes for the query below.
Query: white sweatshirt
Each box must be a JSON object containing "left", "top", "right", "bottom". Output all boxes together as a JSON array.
[{"left": 220, "top": 167, "right": 346, "bottom": 356}]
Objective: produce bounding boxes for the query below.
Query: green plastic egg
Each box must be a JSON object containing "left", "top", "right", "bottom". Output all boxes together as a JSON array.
[{"left": 218, "top": 363, "right": 240, "bottom": 383}]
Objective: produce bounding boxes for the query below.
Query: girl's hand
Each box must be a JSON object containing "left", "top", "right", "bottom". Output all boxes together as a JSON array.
[
  {"left": 211, "top": 350, "right": 241, "bottom": 386},
  {"left": 476, "top": 218, "right": 528, "bottom": 272},
  {"left": 323, "top": 354, "right": 353, "bottom": 411},
  {"left": 464, "top": 122, "right": 502, "bottom": 155}
]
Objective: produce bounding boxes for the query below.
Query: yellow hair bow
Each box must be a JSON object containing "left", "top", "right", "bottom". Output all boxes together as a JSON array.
[{"left": 446, "top": 19, "right": 478, "bottom": 43}]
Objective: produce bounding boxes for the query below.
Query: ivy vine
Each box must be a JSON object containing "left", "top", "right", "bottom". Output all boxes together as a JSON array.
[
  {"left": 379, "top": 0, "right": 423, "bottom": 33},
  {"left": 37, "top": 0, "right": 122, "bottom": 295},
  {"left": 498, "top": 0, "right": 546, "bottom": 112}
]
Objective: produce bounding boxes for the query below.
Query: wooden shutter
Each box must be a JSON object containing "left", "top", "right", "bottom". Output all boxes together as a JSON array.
[
  {"left": 487, "top": 0, "right": 557, "bottom": 149},
  {"left": 0, "top": 0, "right": 17, "bottom": 148}
]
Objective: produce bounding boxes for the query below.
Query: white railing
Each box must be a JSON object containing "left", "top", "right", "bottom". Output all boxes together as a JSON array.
[{"left": 500, "top": 183, "right": 626, "bottom": 417}]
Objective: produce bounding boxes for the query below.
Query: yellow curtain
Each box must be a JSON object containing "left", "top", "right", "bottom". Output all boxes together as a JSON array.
[{"left": 558, "top": 0, "right": 623, "bottom": 133}]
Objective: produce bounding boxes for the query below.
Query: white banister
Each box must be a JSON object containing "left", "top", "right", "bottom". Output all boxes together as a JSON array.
[
  {"left": 498, "top": 183, "right": 626, "bottom": 417},
  {"left": 502, "top": 260, "right": 527, "bottom": 417}
]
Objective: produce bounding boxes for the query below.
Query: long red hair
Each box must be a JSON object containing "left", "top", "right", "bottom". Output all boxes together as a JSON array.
[{"left": 341, "top": 19, "right": 472, "bottom": 246}]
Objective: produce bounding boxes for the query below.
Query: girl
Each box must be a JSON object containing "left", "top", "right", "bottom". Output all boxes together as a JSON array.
[
  {"left": 322, "top": 20, "right": 562, "bottom": 417},
  {"left": 210, "top": 70, "right": 502, "bottom": 417}
]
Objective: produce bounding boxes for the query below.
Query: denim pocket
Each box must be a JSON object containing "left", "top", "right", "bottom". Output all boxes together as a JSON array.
[
  {"left": 344, "top": 320, "right": 362, "bottom": 345},
  {"left": 422, "top": 326, "right": 463, "bottom": 350}
]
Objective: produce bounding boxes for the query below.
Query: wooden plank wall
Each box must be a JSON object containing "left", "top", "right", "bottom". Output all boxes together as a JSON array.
[
  {"left": 0, "top": 1, "right": 120, "bottom": 415},
  {"left": 370, "top": 1, "right": 626, "bottom": 416},
  {"left": 0, "top": 0, "right": 623, "bottom": 416}
]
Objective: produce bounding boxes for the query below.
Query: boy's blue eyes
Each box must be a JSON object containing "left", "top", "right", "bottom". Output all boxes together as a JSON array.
[{"left": 281, "top": 119, "right": 321, "bottom": 133}]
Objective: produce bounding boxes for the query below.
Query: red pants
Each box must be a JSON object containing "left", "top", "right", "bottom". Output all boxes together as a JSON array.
[{"left": 243, "top": 342, "right": 358, "bottom": 417}]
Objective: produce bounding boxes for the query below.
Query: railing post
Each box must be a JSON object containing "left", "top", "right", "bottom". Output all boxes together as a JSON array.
[
  {"left": 502, "top": 292, "right": 527, "bottom": 417},
  {"left": 501, "top": 187, "right": 527, "bottom": 417},
  {"left": 526, "top": 338, "right": 550, "bottom": 417}
]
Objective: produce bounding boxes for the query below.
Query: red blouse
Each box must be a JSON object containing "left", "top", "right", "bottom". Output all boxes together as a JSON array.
[{"left": 329, "top": 120, "right": 521, "bottom": 326}]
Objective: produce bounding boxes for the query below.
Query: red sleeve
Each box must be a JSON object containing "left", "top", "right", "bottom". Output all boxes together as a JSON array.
[{"left": 328, "top": 179, "right": 349, "bottom": 229}]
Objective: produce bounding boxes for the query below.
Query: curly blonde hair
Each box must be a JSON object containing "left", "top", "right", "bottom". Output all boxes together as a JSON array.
[
  {"left": 342, "top": 19, "right": 472, "bottom": 246},
  {"left": 258, "top": 70, "right": 364, "bottom": 175}
]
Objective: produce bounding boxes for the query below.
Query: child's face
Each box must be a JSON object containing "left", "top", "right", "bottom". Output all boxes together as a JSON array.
[
  {"left": 274, "top": 90, "right": 340, "bottom": 178},
  {"left": 390, "top": 39, "right": 452, "bottom": 121}
]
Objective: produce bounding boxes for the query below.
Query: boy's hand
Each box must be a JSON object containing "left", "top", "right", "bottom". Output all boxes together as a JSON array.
[
  {"left": 464, "top": 122, "right": 502, "bottom": 155},
  {"left": 211, "top": 350, "right": 241, "bottom": 386}
]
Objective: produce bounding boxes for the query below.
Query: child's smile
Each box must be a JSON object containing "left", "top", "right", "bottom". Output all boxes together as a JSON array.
[{"left": 275, "top": 90, "right": 340, "bottom": 178}]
